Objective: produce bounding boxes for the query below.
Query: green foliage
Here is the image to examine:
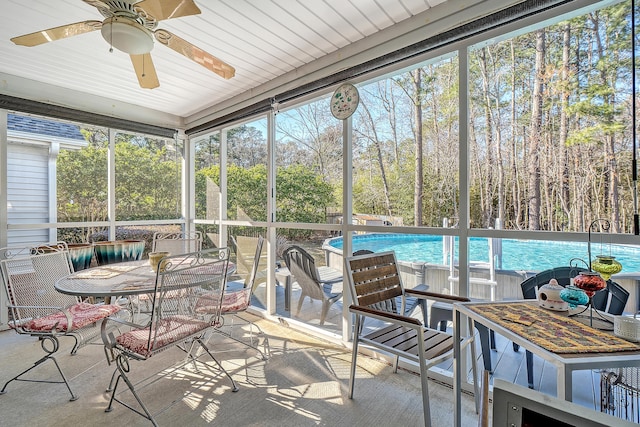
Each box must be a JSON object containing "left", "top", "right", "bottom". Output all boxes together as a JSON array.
[
  {"left": 276, "top": 164, "right": 335, "bottom": 224},
  {"left": 195, "top": 163, "right": 334, "bottom": 239},
  {"left": 566, "top": 123, "right": 626, "bottom": 147},
  {"left": 194, "top": 164, "right": 267, "bottom": 221},
  {"left": 57, "top": 131, "right": 182, "bottom": 224},
  {"left": 114, "top": 141, "right": 181, "bottom": 220},
  {"left": 229, "top": 164, "right": 268, "bottom": 221},
  {"left": 57, "top": 144, "right": 108, "bottom": 223}
]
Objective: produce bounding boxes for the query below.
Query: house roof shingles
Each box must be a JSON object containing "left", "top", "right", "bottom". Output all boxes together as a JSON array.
[{"left": 8, "top": 113, "right": 85, "bottom": 141}]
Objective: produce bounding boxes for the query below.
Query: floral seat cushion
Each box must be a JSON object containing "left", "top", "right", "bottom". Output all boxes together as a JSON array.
[
  {"left": 22, "top": 302, "right": 121, "bottom": 332},
  {"left": 116, "top": 315, "right": 209, "bottom": 358},
  {"left": 195, "top": 289, "right": 250, "bottom": 314}
]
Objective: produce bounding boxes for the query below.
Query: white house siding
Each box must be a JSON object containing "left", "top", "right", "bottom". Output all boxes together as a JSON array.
[
  {"left": 7, "top": 143, "right": 50, "bottom": 245},
  {"left": 2, "top": 115, "right": 86, "bottom": 330}
]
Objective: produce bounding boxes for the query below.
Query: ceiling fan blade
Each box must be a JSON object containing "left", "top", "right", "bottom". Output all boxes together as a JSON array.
[
  {"left": 82, "top": 0, "right": 109, "bottom": 11},
  {"left": 154, "top": 29, "right": 235, "bottom": 79},
  {"left": 130, "top": 53, "right": 160, "bottom": 89},
  {"left": 11, "top": 21, "right": 102, "bottom": 47},
  {"left": 137, "top": 0, "right": 201, "bottom": 21}
]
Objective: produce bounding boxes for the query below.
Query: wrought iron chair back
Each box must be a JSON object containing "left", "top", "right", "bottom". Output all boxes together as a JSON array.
[
  {"left": 2, "top": 243, "right": 78, "bottom": 319},
  {"left": 0, "top": 242, "right": 122, "bottom": 401},
  {"left": 151, "top": 231, "right": 203, "bottom": 254},
  {"left": 197, "top": 236, "right": 270, "bottom": 359},
  {"left": 101, "top": 247, "right": 238, "bottom": 425}
]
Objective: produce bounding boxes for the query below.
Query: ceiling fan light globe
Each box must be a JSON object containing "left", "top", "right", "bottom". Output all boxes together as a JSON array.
[{"left": 101, "top": 18, "right": 153, "bottom": 55}]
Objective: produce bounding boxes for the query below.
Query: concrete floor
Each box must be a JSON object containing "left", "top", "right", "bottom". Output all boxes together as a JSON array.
[
  {"left": 262, "top": 282, "right": 612, "bottom": 413},
  {"left": 0, "top": 314, "right": 480, "bottom": 426}
]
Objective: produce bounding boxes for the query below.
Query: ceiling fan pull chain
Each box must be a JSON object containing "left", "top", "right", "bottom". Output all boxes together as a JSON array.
[
  {"left": 109, "top": 20, "right": 113, "bottom": 53},
  {"left": 142, "top": 56, "right": 146, "bottom": 78}
]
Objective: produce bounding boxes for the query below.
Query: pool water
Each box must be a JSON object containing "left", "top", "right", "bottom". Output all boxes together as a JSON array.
[{"left": 327, "top": 233, "right": 640, "bottom": 273}]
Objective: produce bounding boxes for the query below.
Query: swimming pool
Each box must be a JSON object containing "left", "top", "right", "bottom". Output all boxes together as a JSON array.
[{"left": 325, "top": 233, "right": 640, "bottom": 273}]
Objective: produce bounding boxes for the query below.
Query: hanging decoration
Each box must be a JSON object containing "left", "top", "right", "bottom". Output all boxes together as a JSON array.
[
  {"left": 330, "top": 83, "right": 360, "bottom": 120},
  {"left": 568, "top": 219, "right": 622, "bottom": 328}
]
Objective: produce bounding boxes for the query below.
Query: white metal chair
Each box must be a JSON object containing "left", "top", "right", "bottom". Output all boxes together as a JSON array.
[
  {"left": 101, "top": 248, "right": 238, "bottom": 426},
  {"left": 151, "top": 231, "right": 203, "bottom": 254},
  {"left": 344, "top": 251, "right": 477, "bottom": 427},
  {"left": 0, "top": 242, "right": 122, "bottom": 401},
  {"left": 131, "top": 231, "right": 204, "bottom": 312},
  {"left": 196, "top": 236, "right": 270, "bottom": 359}
]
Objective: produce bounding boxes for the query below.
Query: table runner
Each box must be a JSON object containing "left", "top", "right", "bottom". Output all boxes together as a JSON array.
[{"left": 467, "top": 302, "right": 640, "bottom": 354}]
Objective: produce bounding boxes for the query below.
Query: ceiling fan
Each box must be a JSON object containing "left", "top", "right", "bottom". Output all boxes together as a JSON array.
[{"left": 10, "top": 0, "right": 235, "bottom": 89}]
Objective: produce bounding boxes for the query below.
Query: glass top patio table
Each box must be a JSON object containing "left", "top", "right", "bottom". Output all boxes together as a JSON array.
[{"left": 55, "top": 259, "right": 235, "bottom": 298}]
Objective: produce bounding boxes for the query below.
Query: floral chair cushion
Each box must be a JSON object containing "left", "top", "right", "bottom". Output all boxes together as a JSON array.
[
  {"left": 116, "top": 315, "right": 209, "bottom": 358},
  {"left": 195, "top": 288, "right": 251, "bottom": 314},
  {"left": 22, "top": 302, "right": 121, "bottom": 332}
]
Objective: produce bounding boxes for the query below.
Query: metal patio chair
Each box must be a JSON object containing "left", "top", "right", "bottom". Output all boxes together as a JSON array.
[
  {"left": 0, "top": 242, "right": 122, "bottom": 401},
  {"left": 344, "top": 250, "right": 476, "bottom": 427},
  {"left": 101, "top": 248, "right": 238, "bottom": 426},
  {"left": 196, "top": 236, "right": 270, "bottom": 359},
  {"left": 151, "top": 230, "right": 203, "bottom": 254},
  {"left": 132, "top": 231, "right": 205, "bottom": 312}
]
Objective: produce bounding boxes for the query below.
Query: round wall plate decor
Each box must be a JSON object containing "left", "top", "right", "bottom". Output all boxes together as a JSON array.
[{"left": 330, "top": 83, "right": 360, "bottom": 120}]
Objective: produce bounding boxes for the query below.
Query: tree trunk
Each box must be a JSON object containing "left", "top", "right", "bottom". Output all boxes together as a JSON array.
[
  {"left": 412, "top": 69, "right": 424, "bottom": 226},
  {"left": 528, "top": 29, "right": 545, "bottom": 230},
  {"left": 560, "top": 23, "right": 571, "bottom": 230},
  {"left": 360, "top": 101, "right": 393, "bottom": 217},
  {"left": 479, "top": 48, "right": 495, "bottom": 227},
  {"left": 592, "top": 11, "right": 621, "bottom": 232},
  {"left": 510, "top": 41, "right": 522, "bottom": 229}
]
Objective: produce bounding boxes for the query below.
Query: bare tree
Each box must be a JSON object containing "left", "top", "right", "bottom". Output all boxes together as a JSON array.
[
  {"left": 357, "top": 98, "right": 393, "bottom": 217},
  {"left": 410, "top": 68, "right": 424, "bottom": 226},
  {"left": 528, "top": 29, "right": 546, "bottom": 230},
  {"left": 559, "top": 23, "right": 572, "bottom": 230}
]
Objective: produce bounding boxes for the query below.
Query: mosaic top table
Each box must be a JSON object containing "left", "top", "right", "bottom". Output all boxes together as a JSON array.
[{"left": 452, "top": 300, "right": 640, "bottom": 427}]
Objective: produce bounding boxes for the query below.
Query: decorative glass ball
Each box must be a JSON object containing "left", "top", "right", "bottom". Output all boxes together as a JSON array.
[
  {"left": 560, "top": 285, "right": 589, "bottom": 308},
  {"left": 573, "top": 271, "right": 607, "bottom": 297},
  {"left": 590, "top": 255, "right": 622, "bottom": 281}
]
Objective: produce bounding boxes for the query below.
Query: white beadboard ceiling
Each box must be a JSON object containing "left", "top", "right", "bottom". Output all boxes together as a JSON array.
[{"left": 0, "top": 0, "right": 511, "bottom": 129}]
